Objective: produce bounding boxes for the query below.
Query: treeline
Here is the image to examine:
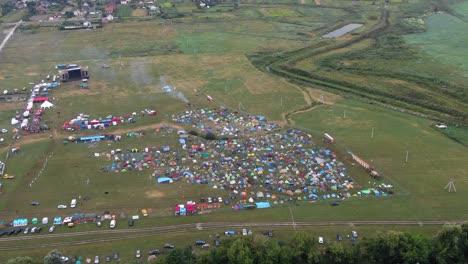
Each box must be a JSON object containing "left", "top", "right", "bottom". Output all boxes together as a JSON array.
[{"left": 154, "top": 224, "right": 468, "bottom": 264}]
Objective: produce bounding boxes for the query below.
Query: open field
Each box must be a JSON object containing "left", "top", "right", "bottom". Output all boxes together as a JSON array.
[{"left": 0, "top": 0, "right": 467, "bottom": 261}]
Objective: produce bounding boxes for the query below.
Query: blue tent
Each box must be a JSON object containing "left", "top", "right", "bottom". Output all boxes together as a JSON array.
[
  {"left": 157, "top": 177, "right": 173, "bottom": 183},
  {"left": 255, "top": 202, "right": 271, "bottom": 209}
]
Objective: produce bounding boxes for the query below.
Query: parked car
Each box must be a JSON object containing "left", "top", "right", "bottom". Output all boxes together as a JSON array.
[
  {"left": 0, "top": 231, "right": 7, "bottom": 237},
  {"left": 224, "top": 199, "right": 230, "bottom": 205},
  {"left": 110, "top": 220, "right": 116, "bottom": 229},
  {"left": 207, "top": 197, "right": 212, "bottom": 203},
  {"left": 195, "top": 240, "right": 205, "bottom": 246},
  {"left": 351, "top": 237, "right": 356, "bottom": 243},
  {"left": 96, "top": 221, "right": 102, "bottom": 227},
  {"left": 136, "top": 249, "right": 141, "bottom": 258},
  {"left": 248, "top": 230, "right": 253, "bottom": 235},
  {"left": 214, "top": 240, "right": 221, "bottom": 247},
  {"left": 202, "top": 244, "right": 210, "bottom": 249},
  {"left": 105, "top": 256, "right": 111, "bottom": 262},
  {"left": 242, "top": 229, "right": 247, "bottom": 236},
  {"left": 13, "top": 228, "right": 22, "bottom": 235},
  {"left": 352, "top": 231, "right": 358, "bottom": 238},
  {"left": 35, "top": 227, "right": 42, "bottom": 233},
  {"left": 318, "top": 237, "right": 324, "bottom": 244},
  {"left": 217, "top": 197, "right": 223, "bottom": 203},
  {"left": 128, "top": 219, "right": 134, "bottom": 226},
  {"left": 331, "top": 201, "right": 340, "bottom": 206},
  {"left": 337, "top": 234, "right": 343, "bottom": 241},
  {"left": 70, "top": 199, "right": 77, "bottom": 208},
  {"left": 224, "top": 230, "right": 235, "bottom": 236},
  {"left": 49, "top": 225, "right": 55, "bottom": 233},
  {"left": 141, "top": 209, "right": 148, "bottom": 217},
  {"left": 57, "top": 205, "right": 67, "bottom": 209},
  {"left": 94, "top": 256, "right": 100, "bottom": 264},
  {"left": 7, "top": 229, "right": 15, "bottom": 236},
  {"left": 31, "top": 227, "right": 37, "bottom": 233},
  {"left": 164, "top": 244, "right": 175, "bottom": 249},
  {"left": 1, "top": 129, "right": 8, "bottom": 133},
  {"left": 113, "top": 252, "right": 119, "bottom": 260},
  {"left": 31, "top": 201, "right": 40, "bottom": 206},
  {"left": 149, "top": 249, "right": 160, "bottom": 255},
  {"left": 60, "top": 256, "right": 69, "bottom": 262},
  {"left": 24, "top": 227, "right": 30, "bottom": 234}
]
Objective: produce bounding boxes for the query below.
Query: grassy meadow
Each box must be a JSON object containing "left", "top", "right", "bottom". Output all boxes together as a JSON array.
[{"left": 0, "top": 0, "right": 467, "bottom": 261}]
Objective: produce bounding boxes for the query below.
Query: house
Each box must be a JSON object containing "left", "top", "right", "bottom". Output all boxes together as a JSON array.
[
  {"left": 88, "top": 7, "right": 100, "bottom": 15},
  {"left": 35, "top": 5, "right": 47, "bottom": 14},
  {"left": 105, "top": 4, "right": 116, "bottom": 14}
]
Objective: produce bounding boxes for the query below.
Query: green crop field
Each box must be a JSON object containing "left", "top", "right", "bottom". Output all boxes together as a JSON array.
[{"left": 0, "top": 0, "right": 467, "bottom": 261}]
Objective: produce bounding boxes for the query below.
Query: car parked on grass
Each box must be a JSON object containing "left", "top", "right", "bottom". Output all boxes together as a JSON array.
[
  {"left": 136, "top": 249, "right": 141, "bottom": 258},
  {"left": 35, "top": 227, "right": 42, "bottom": 233},
  {"left": 57, "top": 205, "right": 67, "bottom": 209},
  {"left": 94, "top": 255, "right": 100, "bottom": 264},
  {"left": 70, "top": 199, "right": 77, "bottom": 208},
  {"left": 60, "top": 256, "right": 69, "bottom": 262},
  {"left": 49, "top": 225, "right": 55, "bottom": 233},
  {"left": 202, "top": 244, "right": 210, "bottom": 249},
  {"left": 318, "top": 237, "right": 324, "bottom": 244},
  {"left": 242, "top": 229, "right": 247, "bottom": 236},
  {"left": 164, "top": 244, "right": 175, "bottom": 249},
  {"left": 96, "top": 221, "right": 102, "bottom": 227},
  {"left": 13, "top": 228, "right": 22, "bottom": 235},
  {"left": 141, "top": 209, "right": 148, "bottom": 217},
  {"left": 110, "top": 220, "right": 116, "bottom": 229},
  {"left": 149, "top": 249, "right": 160, "bottom": 255},
  {"left": 128, "top": 219, "right": 134, "bottom": 226},
  {"left": 337, "top": 234, "right": 343, "bottom": 241},
  {"left": 352, "top": 231, "right": 358, "bottom": 238},
  {"left": 224, "top": 230, "right": 235, "bottom": 236},
  {"left": 24, "top": 227, "right": 30, "bottom": 234},
  {"left": 31, "top": 201, "right": 40, "bottom": 206},
  {"left": 195, "top": 240, "right": 205, "bottom": 246},
  {"left": 105, "top": 256, "right": 111, "bottom": 262},
  {"left": 214, "top": 240, "right": 221, "bottom": 247},
  {"left": 113, "top": 252, "right": 119, "bottom": 260}
]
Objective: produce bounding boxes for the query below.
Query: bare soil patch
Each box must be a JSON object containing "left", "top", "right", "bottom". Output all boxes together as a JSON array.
[{"left": 145, "top": 189, "right": 166, "bottom": 199}]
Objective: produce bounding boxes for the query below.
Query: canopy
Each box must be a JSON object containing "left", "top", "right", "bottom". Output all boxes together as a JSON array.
[
  {"left": 11, "top": 118, "right": 19, "bottom": 125},
  {"left": 40, "top": 100, "right": 55, "bottom": 109}
]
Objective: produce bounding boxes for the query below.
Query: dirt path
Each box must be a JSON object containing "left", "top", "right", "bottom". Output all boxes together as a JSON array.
[
  {"left": 0, "top": 121, "right": 186, "bottom": 152},
  {"left": 281, "top": 78, "right": 313, "bottom": 106},
  {"left": 0, "top": 20, "right": 22, "bottom": 54}
]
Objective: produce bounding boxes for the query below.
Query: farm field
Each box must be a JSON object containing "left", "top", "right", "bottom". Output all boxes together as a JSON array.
[{"left": 0, "top": 0, "right": 467, "bottom": 261}]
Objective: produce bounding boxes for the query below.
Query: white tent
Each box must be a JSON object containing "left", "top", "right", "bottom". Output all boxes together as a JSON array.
[
  {"left": 40, "top": 100, "right": 55, "bottom": 109},
  {"left": 11, "top": 118, "right": 19, "bottom": 125},
  {"left": 23, "top": 111, "right": 30, "bottom": 118}
]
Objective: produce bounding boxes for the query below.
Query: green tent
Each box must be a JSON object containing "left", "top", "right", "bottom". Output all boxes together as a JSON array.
[{"left": 32, "top": 218, "right": 38, "bottom": 224}]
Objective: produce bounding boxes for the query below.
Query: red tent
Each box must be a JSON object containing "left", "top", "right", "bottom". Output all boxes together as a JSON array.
[{"left": 33, "top": 97, "right": 48, "bottom": 103}]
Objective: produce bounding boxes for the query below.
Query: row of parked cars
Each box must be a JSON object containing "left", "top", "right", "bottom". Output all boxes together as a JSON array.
[{"left": 0, "top": 225, "right": 62, "bottom": 237}]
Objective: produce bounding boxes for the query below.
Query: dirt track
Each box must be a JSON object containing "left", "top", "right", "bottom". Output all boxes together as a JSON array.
[{"left": 0, "top": 121, "right": 186, "bottom": 152}]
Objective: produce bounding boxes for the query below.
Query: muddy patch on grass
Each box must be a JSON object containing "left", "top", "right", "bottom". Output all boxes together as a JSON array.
[{"left": 145, "top": 189, "right": 166, "bottom": 199}]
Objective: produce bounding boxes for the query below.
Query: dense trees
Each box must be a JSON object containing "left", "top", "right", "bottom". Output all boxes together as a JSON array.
[
  {"left": 154, "top": 224, "right": 468, "bottom": 264},
  {"left": 6, "top": 224, "right": 467, "bottom": 264}
]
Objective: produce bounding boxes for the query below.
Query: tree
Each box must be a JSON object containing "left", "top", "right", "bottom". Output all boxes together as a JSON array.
[
  {"left": 64, "top": 11, "right": 74, "bottom": 18},
  {"left": 430, "top": 225, "right": 465, "bottom": 264},
  {"left": 227, "top": 238, "right": 253, "bottom": 264},
  {"left": 43, "top": 249, "right": 63, "bottom": 264},
  {"left": 6, "top": 257, "right": 34, "bottom": 264},
  {"left": 164, "top": 247, "right": 195, "bottom": 264},
  {"left": 290, "top": 232, "right": 319, "bottom": 264}
]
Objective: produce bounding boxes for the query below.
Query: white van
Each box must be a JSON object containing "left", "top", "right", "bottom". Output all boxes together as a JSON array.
[
  {"left": 70, "top": 199, "right": 77, "bottom": 208},
  {"left": 110, "top": 219, "right": 116, "bottom": 229}
]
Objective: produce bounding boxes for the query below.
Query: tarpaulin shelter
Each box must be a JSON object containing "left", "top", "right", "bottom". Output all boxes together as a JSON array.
[
  {"left": 255, "top": 202, "right": 271, "bottom": 209},
  {"left": 157, "top": 177, "right": 173, "bottom": 183},
  {"left": 33, "top": 97, "right": 48, "bottom": 103},
  {"left": 40, "top": 101, "right": 55, "bottom": 109}
]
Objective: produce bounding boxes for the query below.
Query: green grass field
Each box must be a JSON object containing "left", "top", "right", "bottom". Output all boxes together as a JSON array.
[{"left": 0, "top": 0, "right": 467, "bottom": 261}]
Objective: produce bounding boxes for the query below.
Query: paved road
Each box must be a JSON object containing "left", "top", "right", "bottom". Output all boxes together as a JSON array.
[
  {"left": 0, "top": 20, "right": 22, "bottom": 54},
  {"left": 0, "top": 221, "right": 465, "bottom": 250}
]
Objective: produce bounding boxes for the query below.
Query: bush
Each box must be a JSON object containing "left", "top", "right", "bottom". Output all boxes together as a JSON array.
[
  {"left": 204, "top": 132, "right": 216, "bottom": 140},
  {"left": 188, "top": 130, "right": 199, "bottom": 136}
]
